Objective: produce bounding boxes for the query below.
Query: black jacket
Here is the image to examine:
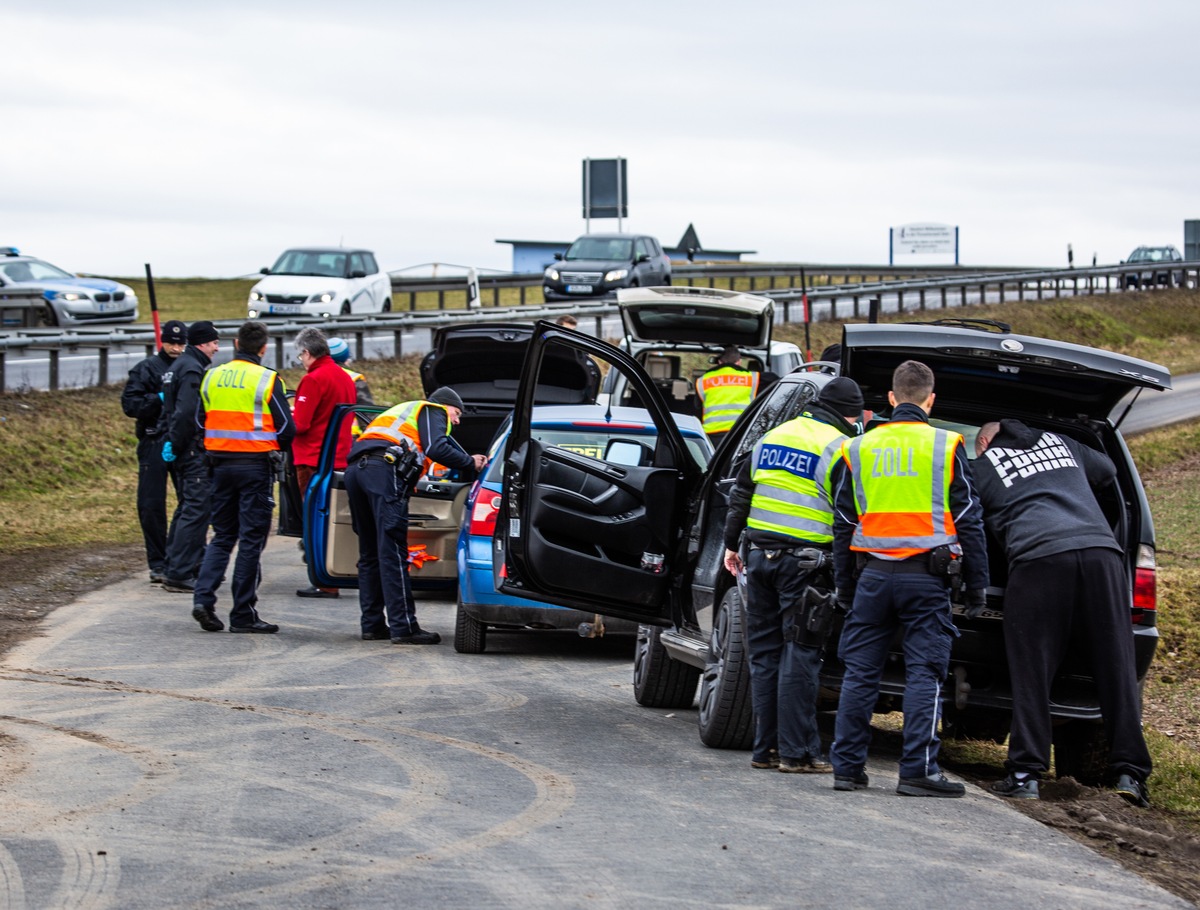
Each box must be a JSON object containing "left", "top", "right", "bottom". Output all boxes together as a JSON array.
[
  {"left": 197, "top": 351, "right": 295, "bottom": 459},
  {"left": 831, "top": 402, "right": 989, "bottom": 594},
  {"left": 121, "top": 348, "right": 176, "bottom": 439},
  {"left": 723, "top": 402, "right": 855, "bottom": 552},
  {"left": 973, "top": 419, "right": 1119, "bottom": 566},
  {"left": 162, "top": 344, "right": 213, "bottom": 457}
]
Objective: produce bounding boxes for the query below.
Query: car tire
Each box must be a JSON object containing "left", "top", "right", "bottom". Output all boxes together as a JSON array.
[
  {"left": 41, "top": 303, "right": 59, "bottom": 327},
  {"left": 633, "top": 624, "right": 700, "bottom": 708},
  {"left": 1052, "top": 719, "right": 1108, "bottom": 785},
  {"left": 382, "top": 298, "right": 392, "bottom": 313},
  {"left": 697, "top": 587, "right": 754, "bottom": 749},
  {"left": 942, "top": 707, "right": 1011, "bottom": 745},
  {"left": 454, "top": 597, "right": 487, "bottom": 654},
  {"left": 340, "top": 301, "right": 351, "bottom": 315}
]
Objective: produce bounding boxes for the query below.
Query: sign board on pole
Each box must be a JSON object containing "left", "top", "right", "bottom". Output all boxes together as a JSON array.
[
  {"left": 466, "top": 267, "right": 481, "bottom": 309},
  {"left": 582, "top": 158, "right": 628, "bottom": 222},
  {"left": 893, "top": 223, "right": 957, "bottom": 256}
]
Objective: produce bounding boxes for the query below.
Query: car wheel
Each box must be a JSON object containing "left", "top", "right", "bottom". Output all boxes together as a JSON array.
[
  {"left": 942, "top": 707, "right": 1011, "bottom": 745},
  {"left": 340, "top": 301, "right": 351, "bottom": 315},
  {"left": 633, "top": 624, "right": 700, "bottom": 708},
  {"left": 41, "top": 303, "right": 59, "bottom": 327},
  {"left": 697, "top": 587, "right": 754, "bottom": 749},
  {"left": 1052, "top": 719, "right": 1108, "bottom": 785},
  {"left": 381, "top": 298, "right": 392, "bottom": 313},
  {"left": 454, "top": 597, "right": 487, "bottom": 654}
]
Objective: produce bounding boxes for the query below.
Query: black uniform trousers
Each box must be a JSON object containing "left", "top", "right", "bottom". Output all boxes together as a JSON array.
[
  {"left": 163, "top": 449, "right": 212, "bottom": 585},
  {"left": 344, "top": 455, "right": 420, "bottom": 639},
  {"left": 136, "top": 434, "right": 180, "bottom": 575},
  {"left": 193, "top": 458, "right": 274, "bottom": 628},
  {"left": 1004, "top": 547, "right": 1152, "bottom": 781}
]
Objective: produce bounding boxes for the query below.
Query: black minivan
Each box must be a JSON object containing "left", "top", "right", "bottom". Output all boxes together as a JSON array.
[{"left": 491, "top": 318, "right": 1170, "bottom": 783}]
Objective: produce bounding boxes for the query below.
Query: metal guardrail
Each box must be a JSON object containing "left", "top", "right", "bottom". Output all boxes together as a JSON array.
[{"left": 2, "top": 260, "right": 1196, "bottom": 393}]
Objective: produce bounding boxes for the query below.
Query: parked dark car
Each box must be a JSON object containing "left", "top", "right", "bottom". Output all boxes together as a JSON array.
[
  {"left": 282, "top": 322, "right": 600, "bottom": 590},
  {"left": 493, "top": 319, "right": 1169, "bottom": 783},
  {"left": 1122, "top": 245, "right": 1183, "bottom": 288},
  {"left": 542, "top": 233, "right": 671, "bottom": 301}
]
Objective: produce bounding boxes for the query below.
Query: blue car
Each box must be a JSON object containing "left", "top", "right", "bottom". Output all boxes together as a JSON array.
[
  {"left": 0, "top": 247, "right": 139, "bottom": 326},
  {"left": 454, "top": 405, "right": 712, "bottom": 653}
]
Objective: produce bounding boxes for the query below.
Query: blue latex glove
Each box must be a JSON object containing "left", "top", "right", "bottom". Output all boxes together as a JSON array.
[
  {"left": 162, "top": 441, "right": 175, "bottom": 462},
  {"left": 158, "top": 391, "right": 164, "bottom": 401}
]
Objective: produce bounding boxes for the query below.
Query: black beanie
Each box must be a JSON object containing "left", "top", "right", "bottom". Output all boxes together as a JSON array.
[
  {"left": 187, "top": 320, "right": 220, "bottom": 345},
  {"left": 817, "top": 377, "right": 864, "bottom": 417},
  {"left": 428, "top": 387, "right": 464, "bottom": 411},
  {"left": 160, "top": 320, "right": 187, "bottom": 345}
]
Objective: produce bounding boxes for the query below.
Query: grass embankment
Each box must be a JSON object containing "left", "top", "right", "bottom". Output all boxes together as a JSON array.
[{"left": 3, "top": 284, "right": 1200, "bottom": 818}]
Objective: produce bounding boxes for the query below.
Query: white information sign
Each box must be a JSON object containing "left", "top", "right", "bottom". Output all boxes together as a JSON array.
[{"left": 894, "top": 223, "right": 956, "bottom": 255}]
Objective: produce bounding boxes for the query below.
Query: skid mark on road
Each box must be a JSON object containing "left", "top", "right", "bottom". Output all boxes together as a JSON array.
[{"left": 0, "top": 668, "right": 577, "bottom": 905}]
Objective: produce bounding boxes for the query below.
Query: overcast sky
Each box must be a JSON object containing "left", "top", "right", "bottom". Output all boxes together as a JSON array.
[{"left": 3, "top": 0, "right": 1197, "bottom": 278}]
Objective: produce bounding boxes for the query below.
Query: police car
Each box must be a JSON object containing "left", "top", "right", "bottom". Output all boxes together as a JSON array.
[
  {"left": 0, "top": 247, "right": 139, "bottom": 326},
  {"left": 492, "top": 318, "right": 1169, "bottom": 782}
]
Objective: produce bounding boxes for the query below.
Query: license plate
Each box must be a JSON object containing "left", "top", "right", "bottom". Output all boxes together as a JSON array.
[
  {"left": 269, "top": 304, "right": 301, "bottom": 314},
  {"left": 566, "top": 285, "right": 593, "bottom": 294},
  {"left": 96, "top": 301, "right": 123, "bottom": 313}
]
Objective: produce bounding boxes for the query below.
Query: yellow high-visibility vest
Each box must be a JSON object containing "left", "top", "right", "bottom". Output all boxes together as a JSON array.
[
  {"left": 200, "top": 360, "right": 283, "bottom": 454},
  {"left": 696, "top": 365, "right": 759, "bottom": 434},
  {"left": 747, "top": 414, "right": 847, "bottom": 544}
]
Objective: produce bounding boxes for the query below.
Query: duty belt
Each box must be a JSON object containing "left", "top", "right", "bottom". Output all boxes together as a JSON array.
[
  {"left": 749, "top": 542, "right": 828, "bottom": 570},
  {"left": 864, "top": 554, "right": 934, "bottom": 575}
]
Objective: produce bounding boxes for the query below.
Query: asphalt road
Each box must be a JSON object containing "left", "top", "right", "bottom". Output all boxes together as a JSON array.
[{"left": 0, "top": 538, "right": 1188, "bottom": 909}]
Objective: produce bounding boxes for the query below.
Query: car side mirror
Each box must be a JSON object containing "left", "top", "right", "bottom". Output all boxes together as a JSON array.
[
  {"left": 606, "top": 439, "right": 653, "bottom": 467},
  {"left": 554, "top": 252, "right": 564, "bottom": 261},
  {"left": 635, "top": 253, "right": 651, "bottom": 264},
  {"left": 350, "top": 269, "right": 367, "bottom": 278},
  {"left": 260, "top": 267, "right": 270, "bottom": 274}
]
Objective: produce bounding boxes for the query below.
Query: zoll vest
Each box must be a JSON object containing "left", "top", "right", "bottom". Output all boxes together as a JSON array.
[
  {"left": 748, "top": 415, "right": 847, "bottom": 545},
  {"left": 842, "top": 421, "right": 961, "bottom": 560},
  {"left": 200, "top": 359, "right": 282, "bottom": 454},
  {"left": 696, "top": 365, "right": 759, "bottom": 434},
  {"left": 358, "top": 400, "right": 451, "bottom": 472}
]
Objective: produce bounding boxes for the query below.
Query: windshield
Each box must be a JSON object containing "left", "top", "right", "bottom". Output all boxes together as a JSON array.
[
  {"left": 565, "top": 237, "right": 634, "bottom": 262},
  {"left": 0, "top": 259, "right": 75, "bottom": 282},
  {"left": 270, "top": 250, "right": 349, "bottom": 278},
  {"left": 1129, "top": 248, "right": 1175, "bottom": 263}
]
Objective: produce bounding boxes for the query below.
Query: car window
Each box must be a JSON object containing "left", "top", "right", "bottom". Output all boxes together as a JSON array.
[
  {"left": 485, "top": 423, "right": 708, "bottom": 481},
  {"left": 364, "top": 253, "right": 379, "bottom": 274},
  {"left": 272, "top": 250, "right": 348, "bottom": 277},
  {"left": 350, "top": 253, "right": 367, "bottom": 275},
  {"left": 729, "top": 378, "right": 823, "bottom": 462},
  {"left": 566, "top": 237, "right": 634, "bottom": 262},
  {"left": 635, "top": 238, "right": 651, "bottom": 259},
  {"left": 1, "top": 259, "right": 74, "bottom": 282}
]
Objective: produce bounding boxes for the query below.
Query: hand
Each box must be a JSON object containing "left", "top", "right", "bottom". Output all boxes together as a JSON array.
[
  {"left": 162, "top": 441, "right": 175, "bottom": 463},
  {"left": 472, "top": 453, "right": 488, "bottom": 472},
  {"left": 723, "top": 548, "right": 743, "bottom": 576},
  {"left": 835, "top": 588, "right": 854, "bottom": 613},
  {"left": 964, "top": 589, "right": 988, "bottom": 619}
]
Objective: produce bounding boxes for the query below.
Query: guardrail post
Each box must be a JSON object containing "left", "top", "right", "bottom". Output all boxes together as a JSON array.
[
  {"left": 941, "top": 286, "right": 948, "bottom": 308},
  {"left": 145, "top": 343, "right": 155, "bottom": 357},
  {"left": 409, "top": 290, "right": 416, "bottom": 312},
  {"left": 98, "top": 347, "right": 108, "bottom": 386},
  {"left": 978, "top": 282, "right": 985, "bottom": 307},
  {"left": 897, "top": 289, "right": 904, "bottom": 313},
  {"left": 48, "top": 348, "right": 59, "bottom": 391},
  {"left": 437, "top": 290, "right": 445, "bottom": 310},
  {"left": 519, "top": 285, "right": 527, "bottom": 305},
  {"left": 393, "top": 329, "right": 403, "bottom": 357},
  {"left": 0, "top": 350, "right": 5, "bottom": 394},
  {"left": 919, "top": 288, "right": 926, "bottom": 311},
  {"left": 274, "top": 336, "right": 285, "bottom": 372},
  {"left": 354, "top": 331, "right": 365, "bottom": 360}
]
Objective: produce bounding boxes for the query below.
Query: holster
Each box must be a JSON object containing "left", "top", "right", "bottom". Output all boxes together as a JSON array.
[
  {"left": 385, "top": 444, "right": 423, "bottom": 488},
  {"left": 787, "top": 584, "right": 839, "bottom": 648}
]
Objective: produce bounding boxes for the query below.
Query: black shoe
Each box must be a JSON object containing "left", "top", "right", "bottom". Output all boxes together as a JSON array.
[
  {"left": 991, "top": 774, "right": 1039, "bottom": 800},
  {"left": 163, "top": 578, "right": 195, "bottom": 593},
  {"left": 361, "top": 629, "right": 391, "bottom": 641},
  {"left": 392, "top": 629, "right": 441, "bottom": 645},
  {"left": 834, "top": 771, "right": 870, "bottom": 791},
  {"left": 150, "top": 572, "right": 165, "bottom": 584},
  {"left": 780, "top": 756, "right": 833, "bottom": 774},
  {"left": 1115, "top": 773, "right": 1150, "bottom": 808},
  {"left": 192, "top": 606, "right": 224, "bottom": 632},
  {"left": 897, "top": 772, "right": 966, "bottom": 798},
  {"left": 297, "top": 587, "right": 339, "bottom": 599},
  {"left": 751, "top": 750, "right": 780, "bottom": 770},
  {"left": 230, "top": 620, "right": 280, "bottom": 634}
]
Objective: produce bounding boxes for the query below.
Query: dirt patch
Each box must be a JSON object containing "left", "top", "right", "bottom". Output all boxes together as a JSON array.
[{"left": 2, "top": 547, "right": 1200, "bottom": 905}]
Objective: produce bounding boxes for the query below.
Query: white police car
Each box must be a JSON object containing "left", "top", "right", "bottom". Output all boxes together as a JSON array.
[{"left": 0, "top": 247, "right": 139, "bottom": 326}]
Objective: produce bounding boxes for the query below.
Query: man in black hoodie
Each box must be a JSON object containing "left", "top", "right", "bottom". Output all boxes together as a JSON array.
[
  {"left": 722, "top": 377, "right": 865, "bottom": 774},
  {"left": 974, "top": 419, "right": 1152, "bottom": 807},
  {"left": 159, "top": 321, "right": 221, "bottom": 593}
]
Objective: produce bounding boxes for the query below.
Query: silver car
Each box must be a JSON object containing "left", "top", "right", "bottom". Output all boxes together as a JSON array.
[{"left": 0, "top": 247, "right": 139, "bottom": 326}]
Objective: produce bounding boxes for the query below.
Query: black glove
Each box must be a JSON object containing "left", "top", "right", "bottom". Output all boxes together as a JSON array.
[
  {"left": 835, "top": 588, "right": 854, "bottom": 613},
  {"left": 964, "top": 589, "right": 988, "bottom": 619}
]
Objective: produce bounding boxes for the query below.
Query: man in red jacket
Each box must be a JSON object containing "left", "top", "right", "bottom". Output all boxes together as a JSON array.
[{"left": 292, "top": 327, "right": 357, "bottom": 598}]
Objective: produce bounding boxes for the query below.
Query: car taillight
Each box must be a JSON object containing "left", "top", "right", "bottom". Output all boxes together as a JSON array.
[
  {"left": 1132, "top": 543, "right": 1157, "bottom": 625},
  {"left": 469, "top": 492, "right": 502, "bottom": 538}
]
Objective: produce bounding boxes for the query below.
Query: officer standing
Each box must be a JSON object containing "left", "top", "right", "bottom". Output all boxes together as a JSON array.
[
  {"left": 974, "top": 419, "right": 1153, "bottom": 807},
  {"left": 344, "top": 388, "right": 486, "bottom": 644},
  {"left": 830, "top": 360, "right": 989, "bottom": 797},
  {"left": 327, "top": 337, "right": 376, "bottom": 412},
  {"left": 120, "top": 319, "right": 187, "bottom": 583},
  {"left": 191, "top": 321, "right": 294, "bottom": 633},
  {"left": 696, "top": 346, "right": 759, "bottom": 443},
  {"left": 160, "top": 320, "right": 221, "bottom": 593},
  {"left": 722, "top": 377, "right": 865, "bottom": 773}
]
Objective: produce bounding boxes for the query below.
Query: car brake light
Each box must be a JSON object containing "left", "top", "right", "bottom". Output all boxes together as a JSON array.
[
  {"left": 1132, "top": 544, "right": 1156, "bottom": 625},
  {"left": 469, "top": 492, "right": 502, "bottom": 538}
]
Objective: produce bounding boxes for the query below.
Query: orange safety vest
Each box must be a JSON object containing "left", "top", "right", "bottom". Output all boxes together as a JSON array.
[
  {"left": 841, "top": 421, "right": 961, "bottom": 560},
  {"left": 696, "top": 365, "right": 759, "bottom": 434},
  {"left": 200, "top": 359, "right": 283, "bottom": 455},
  {"left": 358, "top": 400, "right": 452, "bottom": 473}
]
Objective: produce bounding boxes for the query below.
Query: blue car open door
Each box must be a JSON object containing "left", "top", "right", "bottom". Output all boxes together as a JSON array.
[{"left": 493, "top": 321, "right": 704, "bottom": 626}]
